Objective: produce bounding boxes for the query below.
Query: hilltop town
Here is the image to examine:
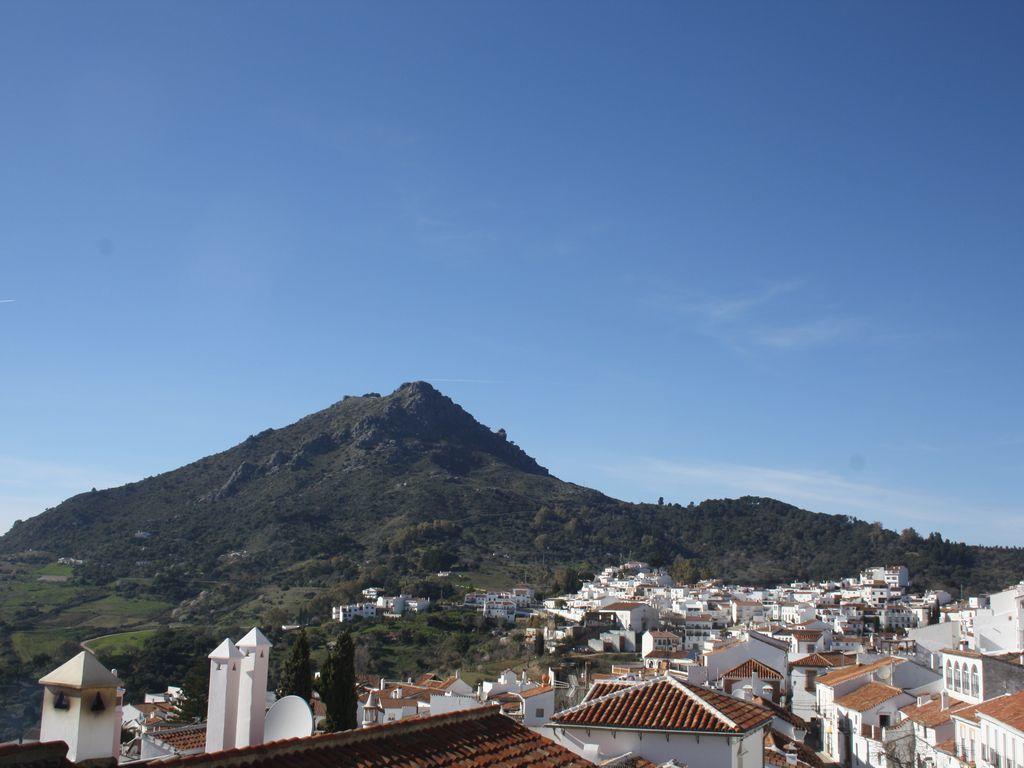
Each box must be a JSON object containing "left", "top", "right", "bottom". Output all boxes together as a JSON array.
[{"left": 11, "top": 560, "right": 1024, "bottom": 768}]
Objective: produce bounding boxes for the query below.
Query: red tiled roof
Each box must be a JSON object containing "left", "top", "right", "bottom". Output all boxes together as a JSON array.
[
  {"left": 158, "top": 706, "right": 591, "bottom": 768},
  {"left": 899, "top": 695, "right": 970, "bottom": 727},
  {"left": 520, "top": 685, "right": 554, "bottom": 699},
  {"left": 720, "top": 659, "right": 784, "bottom": 681},
  {"left": 602, "top": 602, "right": 648, "bottom": 611},
  {"left": 0, "top": 741, "right": 76, "bottom": 767},
  {"left": 551, "top": 676, "right": 773, "bottom": 734},
  {"left": 791, "top": 630, "right": 824, "bottom": 641},
  {"left": 951, "top": 701, "right": 986, "bottom": 725},
  {"left": 816, "top": 657, "right": 905, "bottom": 687},
  {"left": 835, "top": 682, "right": 905, "bottom": 713},
  {"left": 153, "top": 723, "right": 208, "bottom": 752},
  {"left": 975, "top": 691, "right": 1024, "bottom": 732},
  {"left": 790, "top": 653, "right": 839, "bottom": 669},
  {"left": 582, "top": 680, "right": 639, "bottom": 702}
]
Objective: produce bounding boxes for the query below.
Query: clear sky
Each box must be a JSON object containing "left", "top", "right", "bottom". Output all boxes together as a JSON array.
[{"left": 1, "top": 3, "right": 1022, "bottom": 545}]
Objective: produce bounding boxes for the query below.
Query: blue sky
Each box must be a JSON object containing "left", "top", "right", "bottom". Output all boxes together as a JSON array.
[{"left": 1, "top": 3, "right": 1022, "bottom": 545}]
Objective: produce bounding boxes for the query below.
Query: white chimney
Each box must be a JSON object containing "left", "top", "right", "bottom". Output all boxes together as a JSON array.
[
  {"left": 205, "top": 638, "right": 243, "bottom": 753},
  {"left": 940, "top": 691, "right": 949, "bottom": 709},
  {"left": 38, "top": 652, "right": 122, "bottom": 763},
  {"left": 235, "top": 628, "right": 273, "bottom": 748}
]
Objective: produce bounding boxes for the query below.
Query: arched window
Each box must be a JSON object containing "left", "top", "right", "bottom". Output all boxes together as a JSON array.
[
  {"left": 954, "top": 663, "right": 962, "bottom": 692},
  {"left": 946, "top": 660, "right": 953, "bottom": 687},
  {"left": 970, "top": 666, "right": 979, "bottom": 697}
]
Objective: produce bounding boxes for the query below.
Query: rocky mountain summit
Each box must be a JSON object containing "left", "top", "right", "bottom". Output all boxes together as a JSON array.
[{"left": 2, "top": 382, "right": 1022, "bottom": 601}]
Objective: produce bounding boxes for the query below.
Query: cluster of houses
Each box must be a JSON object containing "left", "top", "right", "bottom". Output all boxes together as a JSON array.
[
  {"left": 330, "top": 588, "right": 431, "bottom": 622},
  {"left": 541, "top": 562, "right": 947, "bottom": 644},
  {"left": 10, "top": 562, "right": 1024, "bottom": 768},
  {"left": 463, "top": 586, "right": 536, "bottom": 623}
]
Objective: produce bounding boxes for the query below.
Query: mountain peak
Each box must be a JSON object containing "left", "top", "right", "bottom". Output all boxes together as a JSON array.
[{"left": 344, "top": 381, "right": 547, "bottom": 475}]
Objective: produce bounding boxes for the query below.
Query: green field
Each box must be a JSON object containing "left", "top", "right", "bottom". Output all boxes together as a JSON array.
[
  {"left": 10, "top": 628, "right": 82, "bottom": 662},
  {"left": 56, "top": 594, "right": 172, "bottom": 629},
  {"left": 35, "top": 562, "right": 74, "bottom": 578},
  {"left": 85, "top": 629, "right": 160, "bottom": 656}
]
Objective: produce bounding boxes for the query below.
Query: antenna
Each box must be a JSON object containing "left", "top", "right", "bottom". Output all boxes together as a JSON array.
[{"left": 263, "top": 695, "right": 314, "bottom": 743}]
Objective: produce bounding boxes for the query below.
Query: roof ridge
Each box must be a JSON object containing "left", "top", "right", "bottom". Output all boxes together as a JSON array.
[
  {"left": 552, "top": 677, "right": 651, "bottom": 719},
  {"left": 666, "top": 676, "right": 739, "bottom": 731}
]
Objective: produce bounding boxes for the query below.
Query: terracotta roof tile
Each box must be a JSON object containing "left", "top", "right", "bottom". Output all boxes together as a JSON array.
[
  {"left": 791, "top": 630, "right": 824, "bottom": 640},
  {"left": 602, "top": 602, "right": 648, "bottom": 611},
  {"left": 816, "top": 657, "right": 905, "bottom": 687},
  {"left": 975, "top": 691, "right": 1024, "bottom": 732},
  {"left": 720, "top": 659, "right": 784, "bottom": 681},
  {"left": 951, "top": 701, "right": 986, "bottom": 725},
  {"left": 0, "top": 741, "right": 76, "bottom": 768},
  {"left": 152, "top": 723, "right": 208, "bottom": 752},
  {"left": 835, "top": 682, "right": 905, "bottom": 713},
  {"left": 899, "top": 695, "right": 970, "bottom": 727},
  {"left": 551, "top": 676, "right": 773, "bottom": 734},
  {"left": 582, "top": 681, "right": 639, "bottom": 702},
  {"left": 158, "top": 706, "right": 590, "bottom": 768},
  {"left": 789, "top": 653, "right": 839, "bottom": 669},
  {"left": 520, "top": 685, "right": 554, "bottom": 699}
]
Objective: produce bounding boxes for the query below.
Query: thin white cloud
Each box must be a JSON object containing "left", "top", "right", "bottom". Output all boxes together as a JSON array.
[
  {"left": 601, "top": 458, "right": 1019, "bottom": 544},
  {"left": 747, "top": 316, "right": 864, "bottom": 349},
  {"left": 696, "top": 280, "right": 803, "bottom": 323},
  {"left": 0, "top": 299, "right": 14, "bottom": 303},
  {"left": 663, "top": 280, "right": 867, "bottom": 352}
]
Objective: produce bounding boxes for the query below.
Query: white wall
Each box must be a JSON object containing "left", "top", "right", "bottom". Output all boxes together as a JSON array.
[
  {"left": 544, "top": 724, "right": 765, "bottom": 768},
  {"left": 520, "top": 689, "right": 555, "bottom": 727},
  {"left": 40, "top": 686, "right": 120, "bottom": 763}
]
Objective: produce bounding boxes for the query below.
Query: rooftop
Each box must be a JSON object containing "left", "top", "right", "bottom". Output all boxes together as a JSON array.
[
  {"left": 720, "top": 659, "right": 784, "bottom": 681},
  {"left": 975, "top": 691, "right": 1024, "bottom": 732},
  {"left": 816, "top": 657, "right": 905, "bottom": 687},
  {"left": 551, "top": 676, "right": 773, "bottom": 734},
  {"left": 835, "top": 682, "right": 905, "bottom": 713},
  {"left": 899, "top": 695, "right": 970, "bottom": 728},
  {"left": 158, "top": 706, "right": 590, "bottom": 768},
  {"left": 38, "top": 651, "right": 122, "bottom": 690}
]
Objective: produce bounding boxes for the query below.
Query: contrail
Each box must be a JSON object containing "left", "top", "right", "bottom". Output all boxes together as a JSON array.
[{"left": 0, "top": 299, "right": 14, "bottom": 304}]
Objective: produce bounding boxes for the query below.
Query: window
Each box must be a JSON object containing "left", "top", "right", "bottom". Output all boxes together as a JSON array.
[
  {"left": 805, "top": 671, "right": 818, "bottom": 692},
  {"left": 971, "top": 666, "right": 979, "bottom": 697},
  {"left": 954, "top": 664, "right": 962, "bottom": 692},
  {"left": 535, "top": 708, "right": 544, "bottom": 718},
  {"left": 946, "top": 661, "right": 952, "bottom": 687}
]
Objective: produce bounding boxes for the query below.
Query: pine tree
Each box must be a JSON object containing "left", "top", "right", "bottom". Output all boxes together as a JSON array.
[
  {"left": 319, "top": 633, "right": 357, "bottom": 731},
  {"left": 276, "top": 629, "right": 313, "bottom": 702}
]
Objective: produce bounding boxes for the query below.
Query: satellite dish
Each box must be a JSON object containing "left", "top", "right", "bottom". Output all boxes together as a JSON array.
[{"left": 264, "top": 695, "right": 314, "bottom": 743}]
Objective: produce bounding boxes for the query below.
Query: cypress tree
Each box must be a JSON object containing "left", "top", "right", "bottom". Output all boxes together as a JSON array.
[
  {"left": 276, "top": 629, "right": 313, "bottom": 702},
  {"left": 320, "top": 632, "right": 357, "bottom": 731}
]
